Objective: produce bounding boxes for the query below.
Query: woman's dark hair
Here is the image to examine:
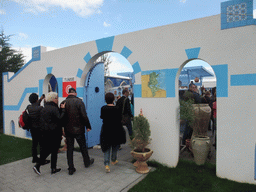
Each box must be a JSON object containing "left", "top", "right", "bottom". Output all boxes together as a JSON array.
[
  {"left": 105, "top": 92, "right": 115, "bottom": 104},
  {"left": 29, "top": 93, "right": 38, "bottom": 104}
]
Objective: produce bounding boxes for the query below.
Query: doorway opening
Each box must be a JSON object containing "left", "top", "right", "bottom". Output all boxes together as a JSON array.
[
  {"left": 84, "top": 52, "right": 134, "bottom": 148},
  {"left": 178, "top": 59, "right": 217, "bottom": 164}
]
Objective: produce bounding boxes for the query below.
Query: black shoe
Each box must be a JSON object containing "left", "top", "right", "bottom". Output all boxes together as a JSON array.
[
  {"left": 85, "top": 158, "right": 94, "bottom": 168},
  {"left": 68, "top": 168, "right": 76, "bottom": 175},
  {"left": 33, "top": 164, "right": 41, "bottom": 176},
  {"left": 42, "top": 160, "right": 50, "bottom": 165},
  {"left": 51, "top": 168, "right": 61, "bottom": 174}
]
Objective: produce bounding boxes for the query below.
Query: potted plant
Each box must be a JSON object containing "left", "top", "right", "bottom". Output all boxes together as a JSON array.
[{"left": 130, "top": 109, "right": 153, "bottom": 174}]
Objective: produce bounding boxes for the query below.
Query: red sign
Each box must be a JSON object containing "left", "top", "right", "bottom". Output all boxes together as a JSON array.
[{"left": 62, "top": 81, "right": 76, "bottom": 97}]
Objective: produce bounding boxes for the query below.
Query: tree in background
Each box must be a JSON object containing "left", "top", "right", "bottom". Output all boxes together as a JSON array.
[{"left": 0, "top": 30, "right": 25, "bottom": 132}]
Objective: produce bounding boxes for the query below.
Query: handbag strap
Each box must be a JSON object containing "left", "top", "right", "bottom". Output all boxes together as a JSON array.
[{"left": 122, "top": 97, "right": 128, "bottom": 115}]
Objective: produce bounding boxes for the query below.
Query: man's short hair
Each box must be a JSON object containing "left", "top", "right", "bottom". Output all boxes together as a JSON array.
[
  {"left": 122, "top": 89, "right": 129, "bottom": 95},
  {"left": 29, "top": 93, "right": 38, "bottom": 104},
  {"left": 45, "top": 92, "right": 58, "bottom": 102},
  {"left": 105, "top": 92, "right": 115, "bottom": 104},
  {"left": 68, "top": 88, "right": 76, "bottom": 93}
]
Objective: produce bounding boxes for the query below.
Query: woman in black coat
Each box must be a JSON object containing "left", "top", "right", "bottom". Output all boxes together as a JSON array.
[
  {"left": 100, "top": 92, "right": 126, "bottom": 173},
  {"left": 33, "top": 92, "right": 65, "bottom": 175}
]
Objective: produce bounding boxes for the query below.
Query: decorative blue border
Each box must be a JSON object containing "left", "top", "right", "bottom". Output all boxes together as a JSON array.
[
  {"left": 230, "top": 74, "right": 256, "bottom": 86},
  {"left": 77, "top": 68, "right": 83, "bottom": 78},
  {"left": 134, "top": 84, "right": 142, "bottom": 98},
  {"left": 185, "top": 47, "right": 201, "bottom": 60},
  {"left": 212, "top": 65, "right": 228, "bottom": 97},
  {"left": 47, "top": 67, "right": 53, "bottom": 74},
  {"left": 84, "top": 52, "right": 91, "bottom": 63},
  {"left": 120, "top": 46, "right": 132, "bottom": 59},
  {"left": 95, "top": 36, "right": 115, "bottom": 53},
  {"left": 165, "top": 68, "right": 179, "bottom": 98},
  {"left": 132, "top": 62, "right": 141, "bottom": 74}
]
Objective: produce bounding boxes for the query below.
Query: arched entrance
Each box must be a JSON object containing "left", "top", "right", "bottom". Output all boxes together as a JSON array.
[
  {"left": 83, "top": 52, "right": 134, "bottom": 148},
  {"left": 43, "top": 74, "right": 58, "bottom": 95},
  {"left": 178, "top": 59, "right": 217, "bottom": 164}
]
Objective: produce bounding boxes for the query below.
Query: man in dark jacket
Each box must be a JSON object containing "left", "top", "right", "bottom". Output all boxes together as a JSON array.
[
  {"left": 62, "top": 88, "right": 94, "bottom": 175},
  {"left": 116, "top": 89, "right": 133, "bottom": 138},
  {"left": 27, "top": 93, "right": 49, "bottom": 164}
]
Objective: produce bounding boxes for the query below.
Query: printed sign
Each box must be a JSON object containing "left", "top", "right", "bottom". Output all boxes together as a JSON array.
[{"left": 62, "top": 81, "right": 76, "bottom": 97}]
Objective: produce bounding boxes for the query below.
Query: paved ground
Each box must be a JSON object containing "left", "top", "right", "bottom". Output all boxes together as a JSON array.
[
  {"left": 0, "top": 130, "right": 216, "bottom": 192},
  {"left": 0, "top": 143, "right": 150, "bottom": 192}
]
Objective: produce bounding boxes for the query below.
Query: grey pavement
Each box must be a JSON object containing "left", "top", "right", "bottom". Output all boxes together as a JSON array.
[{"left": 0, "top": 143, "right": 150, "bottom": 192}]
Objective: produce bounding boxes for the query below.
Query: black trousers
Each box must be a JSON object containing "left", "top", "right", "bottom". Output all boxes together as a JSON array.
[
  {"left": 39, "top": 131, "right": 62, "bottom": 169},
  {"left": 66, "top": 133, "right": 90, "bottom": 169},
  {"left": 30, "top": 129, "right": 42, "bottom": 161}
]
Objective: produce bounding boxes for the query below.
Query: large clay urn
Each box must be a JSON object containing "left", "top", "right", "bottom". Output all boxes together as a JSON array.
[
  {"left": 130, "top": 148, "right": 153, "bottom": 174},
  {"left": 192, "top": 136, "right": 211, "bottom": 165}
]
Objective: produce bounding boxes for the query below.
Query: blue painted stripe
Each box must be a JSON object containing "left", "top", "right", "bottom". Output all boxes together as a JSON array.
[
  {"left": 255, "top": 144, "right": 256, "bottom": 180},
  {"left": 77, "top": 68, "right": 83, "bottom": 78},
  {"left": 8, "top": 59, "right": 33, "bottom": 82},
  {"left": 120, "top": 46, "right": 132, "bottom": 59},
  {"left": 132, "top": 62, "right": 141, "bottom": 74},
  {"left": 77, "top": 87, "right": 84, "bottom": 98},
  {"left": 95, "top": 36, "right": 115, "bottom": 53},
  {"left": 84, "top": 52, "right": 91, "bottom": 63},
  {"left": 165, "top": 68, "right": 179, "bottom": 98},
  {"left": 47, "top": 67, "right": 53, "bottom": 74},
  {"left": 212, "top": 65, "right": 228, "bottom": 97},
  {"left": 230, "top": 74, "right": 256, "bottom": 86},
  {"left": 39, "top": 79, "right": 44, "bottom": 97},
  {"left": 185, "top": 47, "right": 201, "bottom": 59},
  {"left": 4, "top": 87, "right": 38, "bottom": 111},
  {"left": 134, "top": 84, "right": 142, "bottom": 98},
  {"left": 56, "top": 78, "right": 63, "bottom": 97}
]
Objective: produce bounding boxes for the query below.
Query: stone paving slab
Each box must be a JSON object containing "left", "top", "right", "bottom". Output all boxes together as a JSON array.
[{"left": 0, "top": 146, "right": 150, "bottom": 192}]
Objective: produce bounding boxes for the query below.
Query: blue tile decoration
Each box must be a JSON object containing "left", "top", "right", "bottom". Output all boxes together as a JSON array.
[
  {"left": 77, "top": 68, "right": 83, "bottom": 78},
  {"left": 84, "top": 52, "right": 91, "bottom": 63},
  {"left": 32, "top": 46, "right": 41, "bottom": 61},
  {"left": 95, "top": 36, "right": 115, "bottom": 53},
  {"left": 120, "top": 46, "right": 132, "bottom": 59},
  {"left": 221, "top": 0, "right": 255, "bottom": 30},
  {"left": 134, "top": 84, "right": 142, "bottom": 98},
  {"left": 185, "top": 47, "right": 201, "bottom": 60},
  {"left": 212, "top": 65, "right": 228, "bottom": 97},
  {"left": 132, "top": 62, "right": 142, "bottom": 74},
  {"left": 47, "top": 67, "right": 53, "bottom": 74},
  {"left": 230, "top": 74, "right": 256, "bottom": 86},
  {"left": 4, "top": 87, "right": 38, "bottom": 111}
]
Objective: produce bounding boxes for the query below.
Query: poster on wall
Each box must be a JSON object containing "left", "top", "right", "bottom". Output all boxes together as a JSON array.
[{"left": 63, "top": 77, "right": 76, "bottom": 97}]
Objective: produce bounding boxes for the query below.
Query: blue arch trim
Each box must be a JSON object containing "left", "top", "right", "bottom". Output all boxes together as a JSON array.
[
  {"left": 56, "top": 78, "right": 63, "bottom": 97},
  {"left": 95, "top": 36, "right": 115, "bottom": 53},
  {"left": 77, "top": 68, "right": 83, "bottom": 78},
  {"left": 84, "top": 52, "right": 91, "bottom": 63},
  {"left": 185, "top": 47, "right": 201, "bottom": 59},
  {"left": 212, "top": 64, "right": 228, "bottom": 97},
  {"left": 134, "top": 84, "right": 142, "bottom": 98},
  {"left": 47, "top": 67, "right": 53, "bottom": 74},
  {"left": 120, "top": 46, "right": 132, "bottom": 59},
  {"left": 132, "top": 62, "right": 141, "bottom": 74},
  {"left": 230, "top": 74, "right": 256, "bottom": 86},
  {"left": 4, "top": 87, "right": 38, "bottom": 111}
]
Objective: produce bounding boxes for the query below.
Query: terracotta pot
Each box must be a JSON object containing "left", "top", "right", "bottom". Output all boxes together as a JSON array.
[
  {"left": 192, "top": 136, "right": 211, "bottom": 165},
  {"left": 130, "top": 148, "right": 153, "bottom": 174}
]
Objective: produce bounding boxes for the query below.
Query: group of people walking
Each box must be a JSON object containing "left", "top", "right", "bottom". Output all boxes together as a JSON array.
[{"left": 27, "top": 88, "right": 133, "bottom": 176}]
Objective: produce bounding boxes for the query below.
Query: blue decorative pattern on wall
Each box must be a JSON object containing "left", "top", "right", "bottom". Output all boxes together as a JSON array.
[
  {"left": 95, "top": 36, "right": 115, "bottom": 53},
  {"left": 77, "top": 68, "right": 83, "bottom": 78},
  {"left": 134, "top": 84, "right": 142, "bottom": 98},
  {"left": 56, "top": 78, "right": 63, "bottom": 97},
  {"left": 212, "top": 65, "right": 228, "bottom": 97},
  {"left": 4, "top": 87, "right": 38, "bottom": 110},
  {"left": 39, "top": 79, "right": 44, "bottom": 97},
  {"left": 120, "top": 46, "right": 132, "bottom": 59},
  {"left": 221, "top": 0, "right": 256, "bottom": 30},
  {"left": 32, "top": 46, "right": 41, "bottom": 61},
  {"left": 230, "top": 74, "right": 256, "bottom": 86},
  {"left": 77, "top": 87, "right": 84, "bottom": 97},
  {"left": 165, "top": 68, "right": 179, "bottom": 98},
  {"left": 47, "top": 67, "right": 53, "bottom": 74},
  {"left": 185, "top": 47, "right": 201, "bottom": 60},
  {"left": 132, "top": 62, "right": 141, "bottom": 74},
  {"left": 84, "top": 52, "right": 91, "bottom": 63}
]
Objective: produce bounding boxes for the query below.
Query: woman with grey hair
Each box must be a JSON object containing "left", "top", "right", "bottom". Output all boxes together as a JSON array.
[{"left": 33, "top": 92, "right": 65, "bottom": 175}]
